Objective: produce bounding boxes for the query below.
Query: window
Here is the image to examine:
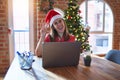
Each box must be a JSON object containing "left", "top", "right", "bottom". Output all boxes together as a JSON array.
[
  {"left": 13, "top": 0, "right": 29, "bottom": 53},
  {"left": 80, "top": 0, "right": 113, "bottom": 54},
  {"left": 8, "top": 0, "right": 34, "bottom": 63}
]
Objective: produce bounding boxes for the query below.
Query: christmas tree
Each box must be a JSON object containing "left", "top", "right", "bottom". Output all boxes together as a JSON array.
[{"left": 64, "top": 0, "right": 90, "bottom": 52}]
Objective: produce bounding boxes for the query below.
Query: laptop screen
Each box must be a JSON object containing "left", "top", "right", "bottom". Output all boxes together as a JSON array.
[{"left": 42, "top": 42, "right": 81, "bottom": 68}]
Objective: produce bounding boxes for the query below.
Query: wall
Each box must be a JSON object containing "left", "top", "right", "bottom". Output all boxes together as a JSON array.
[
  {"left": 106, "top": 0, "right": 120, "bottom": 49},
  {"left": 0, "top": 0, "right": 9, "bottom": 74},
  {"left": 0, "top": 0, "right": 120, "bottom": 74}
]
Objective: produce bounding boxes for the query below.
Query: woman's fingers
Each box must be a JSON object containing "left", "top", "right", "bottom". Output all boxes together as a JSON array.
[
  {"left": 40, "top": 23, "right": 49, "bottom": 37},
  {"left": 45, "top": 23, "right": 49, "bottom": 29}
]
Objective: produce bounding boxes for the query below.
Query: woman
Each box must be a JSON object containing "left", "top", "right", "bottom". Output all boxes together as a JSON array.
[{"left": 35, "top": 9, "right": 75, "bottom": 57}]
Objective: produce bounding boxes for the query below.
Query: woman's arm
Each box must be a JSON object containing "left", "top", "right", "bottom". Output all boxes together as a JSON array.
[
  {"left": 35, "top": 23, "right": 48, "bottom": 57},
  {"left": 35, "top": 36, "right": 45, "bottom": 57}
]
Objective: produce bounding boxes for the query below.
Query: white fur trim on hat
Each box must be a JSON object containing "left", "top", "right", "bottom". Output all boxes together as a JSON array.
[{"left": 50, "top": 15, "right": 63, "bottom": 26}]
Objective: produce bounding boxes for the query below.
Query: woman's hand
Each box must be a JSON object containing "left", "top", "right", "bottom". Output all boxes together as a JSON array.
[{"left": 40, "top": 23, "right": 49, "bottom": 38}]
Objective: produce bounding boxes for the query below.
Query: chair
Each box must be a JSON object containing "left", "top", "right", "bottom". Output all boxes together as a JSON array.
[{"left": 105, "top": 49, "right": 120, "bottom": 64}]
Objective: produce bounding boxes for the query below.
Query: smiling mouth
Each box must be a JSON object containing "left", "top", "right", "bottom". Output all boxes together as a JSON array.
[{"left": 58, "top": 26, "right": 63, "bottom": 30}]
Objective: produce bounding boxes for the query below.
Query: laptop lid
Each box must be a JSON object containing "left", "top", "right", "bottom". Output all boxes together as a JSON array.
[{"left": 42, "top": 42, "right": 81, "bottom": 68}]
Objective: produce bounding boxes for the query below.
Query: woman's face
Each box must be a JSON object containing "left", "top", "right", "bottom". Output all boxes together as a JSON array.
[{"left": 52, "top": 18, "right": 65, "bottom": 33}]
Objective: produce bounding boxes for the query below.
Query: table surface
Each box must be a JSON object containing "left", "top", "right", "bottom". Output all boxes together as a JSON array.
[{"left": 4, "top": 55, "right": 120, "bottom": 80}]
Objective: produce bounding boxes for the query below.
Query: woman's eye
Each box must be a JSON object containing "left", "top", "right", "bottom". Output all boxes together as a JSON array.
[
  {"left": 54, "top": 22, "right": 58, "bottom": 25},
  {"left": 59, "top": 20, "right": 62, "bottom": 23},
  {"left": 54, "top": 19, "right": 62, "bottom": 25}
]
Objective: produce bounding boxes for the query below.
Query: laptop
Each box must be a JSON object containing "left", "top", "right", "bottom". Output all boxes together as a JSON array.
[{"left": 42, "top": 42, "right": 81, "bottom": 68}]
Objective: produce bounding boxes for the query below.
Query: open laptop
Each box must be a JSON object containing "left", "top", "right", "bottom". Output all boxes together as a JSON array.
[{"left": 42, "top": 42, "right": 81, "bottom": 68}]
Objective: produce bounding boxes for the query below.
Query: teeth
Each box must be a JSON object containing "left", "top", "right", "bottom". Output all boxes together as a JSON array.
[{"left": 59, "top": 26, "right": 63, "bottom": 30}]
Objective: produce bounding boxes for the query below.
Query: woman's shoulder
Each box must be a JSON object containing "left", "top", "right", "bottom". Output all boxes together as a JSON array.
[
  {"left": 68, "top": 34, "right": 75, "bottom": 42},
  {"left": 45, "top": 33, "right": 50, "bottom": 37},
  {"left": 44, "top": 33, "right": 51, "bottom": 42},
  {"left": 69, "top": 34, "right": 75, "bottom": 38}
]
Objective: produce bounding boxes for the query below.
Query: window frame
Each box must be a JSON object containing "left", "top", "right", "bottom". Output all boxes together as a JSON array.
[{"left": 80, "top": 0, "right": 113, "bottom": 54}]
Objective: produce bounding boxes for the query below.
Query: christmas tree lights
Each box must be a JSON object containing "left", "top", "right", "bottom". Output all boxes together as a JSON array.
[{"left": 64, "top": 0, "right": 91, "bottom": 52}]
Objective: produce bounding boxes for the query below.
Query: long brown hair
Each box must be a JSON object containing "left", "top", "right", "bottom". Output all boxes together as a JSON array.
[{"left": 49, "top": 19, "right": 70, "bottom": 41}]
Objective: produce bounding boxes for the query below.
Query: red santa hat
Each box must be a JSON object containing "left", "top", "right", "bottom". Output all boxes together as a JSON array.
[{"left": 45, "top": 9, "right": 63, "bottom": 27}]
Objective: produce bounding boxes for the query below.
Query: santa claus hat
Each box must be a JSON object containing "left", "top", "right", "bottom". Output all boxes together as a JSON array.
[{"left": 45, "top": 9, "right": 63, "bottom": 26}]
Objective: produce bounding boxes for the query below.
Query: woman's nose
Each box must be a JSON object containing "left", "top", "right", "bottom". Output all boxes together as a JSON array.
[{"left": 57, "top": 22, "right": 62, "bottom": 26}]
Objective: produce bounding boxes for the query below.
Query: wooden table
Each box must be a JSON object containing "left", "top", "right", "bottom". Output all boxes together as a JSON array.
[{"left": 4, "top": 55, "right": 120, "bottom": 80}]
